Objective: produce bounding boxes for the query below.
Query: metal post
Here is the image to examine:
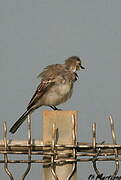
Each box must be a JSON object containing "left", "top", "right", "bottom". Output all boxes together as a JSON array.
[{"left": 42, "top": 110, "right": 77, "bottom": 180}]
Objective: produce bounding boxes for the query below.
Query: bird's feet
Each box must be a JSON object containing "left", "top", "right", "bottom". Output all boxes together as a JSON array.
[{"left": 49, "top": 106, "right": 62, "bottom": 111}]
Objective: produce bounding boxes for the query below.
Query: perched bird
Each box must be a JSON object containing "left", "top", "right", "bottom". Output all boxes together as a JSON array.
[{"left": 9, "top": 56, "right": 85, "bottom": 134}]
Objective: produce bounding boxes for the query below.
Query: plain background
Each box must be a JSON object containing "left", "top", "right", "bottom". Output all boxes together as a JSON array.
[{"left": 0, "top": 0, "right": 121, "bottom": 179}]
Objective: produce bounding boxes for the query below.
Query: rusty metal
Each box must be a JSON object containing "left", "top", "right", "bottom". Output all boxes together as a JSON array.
[
  {"left": 3, "top": 121, "right": 14, "bottom": 180},
  {"left": 109, "top": 115, "right": 119, "bottom": 178},
  {"left": 91, "top": 122, "right": 101, "bottom": 176},
  {"left": 1, "top": 113, "right": 121, "bottom": 180},
  {"left": 92, "top": 141, "right": 105, "bottom": 177},
  {"left": 67, "top": 114, "right": 77, "bottom": 180},
  {"left": 51, "top": 123, "right": 59, "bottom": 180},
  {"left": 20, "top": 114, "right": 32, "bottom": 180},
  {"left": 92, "top": 123, "right": 96, "bottom": 150},
  {"left": 1, "top": 140, "right": 121, "bottom": 151}
]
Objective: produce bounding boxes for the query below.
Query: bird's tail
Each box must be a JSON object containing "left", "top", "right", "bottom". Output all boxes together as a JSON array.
[{"left": 9, "top": 109, "right": 32, "bottom": 134}]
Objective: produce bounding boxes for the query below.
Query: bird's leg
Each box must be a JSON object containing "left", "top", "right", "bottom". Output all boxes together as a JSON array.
[
  {"left": 53, "top": 106, "right": 62, "bottom": 110},
  {"left": 53, "top": 106, "right": 59, "bottom": 110},
  {"left": 49, "top": 106, "right": 62, "bottom": 110},
  {"left": 49, "top": 106, "right": 57, "bottom": 110}
]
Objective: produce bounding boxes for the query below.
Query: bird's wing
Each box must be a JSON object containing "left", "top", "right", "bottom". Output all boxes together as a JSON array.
[
  {"left": 37, "top": 64, "right": 60, "bottom": 79},
  {"left": 28, "top": 64, "right": 67, "bottom": 110},
  {"left": 27, "top": 79, "right": 55, "bottom": 110}
]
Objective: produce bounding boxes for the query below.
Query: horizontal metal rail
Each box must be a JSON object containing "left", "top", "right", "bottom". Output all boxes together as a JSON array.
[{"left": 1, "top": 114, "right": 120, "bottom": 180}]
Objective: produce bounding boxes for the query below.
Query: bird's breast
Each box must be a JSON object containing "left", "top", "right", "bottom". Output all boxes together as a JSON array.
[
  {"left": 56, "top": 82, "right": 73, "bottom": 96},
  {"left": 40, "top": 82, "right": 73, "bottom": 106}
]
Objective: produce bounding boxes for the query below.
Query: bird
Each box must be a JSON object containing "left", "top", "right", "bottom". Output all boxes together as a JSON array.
[{"left": 9, "top": 56, "right": 85, "bottom": 134}]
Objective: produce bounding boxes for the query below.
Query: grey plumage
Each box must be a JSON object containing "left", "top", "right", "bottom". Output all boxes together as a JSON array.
[{"left": 9, "top": 56, "right": 85, "bottom": 134}]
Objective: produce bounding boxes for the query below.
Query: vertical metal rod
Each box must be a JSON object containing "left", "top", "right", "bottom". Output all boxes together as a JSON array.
[
  {"left": 108, "top": 115, "right": 119, "bottom": 178},
  {"left": 20, "top": 114, "right": 32, "bottom": 180},
  {"left": 51, "top": 123, "right": 59, "bottom": 180},
  {"left": 92, "top": 123, "right": 103, "bottom": 176},
  {"left": 3, "top": 121, "right": 14, "bottom": 180},
  {"left": 92, "top": 123, "right": 96, "bottom": 150},
  {"left": 67, "top": 114, "right": 77, "bottom": 180}
]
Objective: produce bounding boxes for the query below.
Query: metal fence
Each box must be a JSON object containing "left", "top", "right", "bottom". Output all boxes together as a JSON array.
[{"left": 0, "top": 113, "right": 121, "bottom": 180}]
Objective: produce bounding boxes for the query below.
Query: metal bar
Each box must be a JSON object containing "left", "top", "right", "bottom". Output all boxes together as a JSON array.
[
  {"left": 1, "top": 143, "right": 121, "bottom": 155},
  {"left": 3, "top": 121, "right": 14, "bottom": 180},
  {"left": 91, "top": 123, "right": 102, "bottom": 176},
  {"left": 92, "top": 123, "right": 96, "bottom": 150},
  {"left": 1, "top": 156, "right": 121, "bottom": 164},
  {"left": 20, "top": 114, "right": 32, "bottom": 180},
  {"left": 67, "top": 114, "right": 77, "bottom": 180},
  {"left": 1, "top": 148, "right": 121, "bottom": 156},
  {"left": 1, "top": 140, "right": 121, "bottom": 149},
  {"left": 51, "top": 123, "right": 59, "bottom": 180},
  {"left": 1, "top": 140, "right": 121, "bottom": 150},
  {"left": 1, "top": 111, "right": 121, "bottom": 180},
  {"left": 109, "top": 115, "right": 119, "bottom": 178}
]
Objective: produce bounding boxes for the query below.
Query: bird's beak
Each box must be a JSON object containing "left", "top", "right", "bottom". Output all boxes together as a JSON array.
[
  {"left": 79, "top": 62, "right": 85, "bottom": 69},
  {"left": 80, "top": 65, "right": 85, "bottom": 69},
  {"left": 80, "top": 64, "right": 85, "bottom": 69}
]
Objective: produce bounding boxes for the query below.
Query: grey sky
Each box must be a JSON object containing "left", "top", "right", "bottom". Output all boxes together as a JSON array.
[{"left": 0, "top": 0, "right": 121, "bottom": 179}]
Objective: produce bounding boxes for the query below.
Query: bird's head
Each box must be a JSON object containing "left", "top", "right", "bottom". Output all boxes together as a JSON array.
[{"left": 64, "top": 56, "right": 85, "bottom": 72}]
